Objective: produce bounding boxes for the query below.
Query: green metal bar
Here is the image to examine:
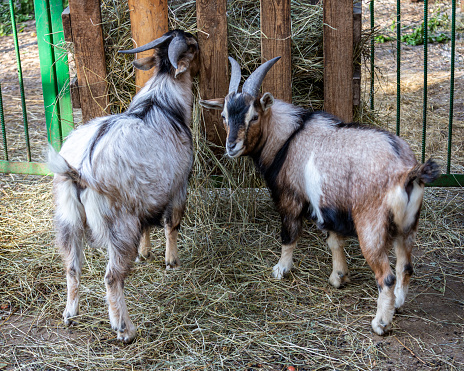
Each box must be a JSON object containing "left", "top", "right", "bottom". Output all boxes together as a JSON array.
[
  {"left": 34, "top": 0, "right": 61, "bottom": 151},
  {"left": 370, "top": 0, "right": 374, "bottom": 111},
  {"left": 447, "top": 0, "right": 456, "bottom": 174},
  {"left": 0, "top": 83, "right": 7, "bottom": 161},
  {"left": 0, "top": 160, "right": 51, "bottom": 176},
  {"left": 421, "top": 0, "right": 428, "bottom": 163},
  {"left": 396, "top": 0, "right": 401, "bottom": 136},
  {"left": 9, "top": 0, "right": 31, "bottom": 161},
  {"left": 426, "top": 174, "right": 464, "bottom": 188},
  {"left": 50, "top": 0, "right": 73, "bottom": 140}
]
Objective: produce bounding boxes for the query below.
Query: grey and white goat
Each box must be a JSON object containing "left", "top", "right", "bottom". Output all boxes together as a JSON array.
[
  {"left": 48, "top": 30, "right": 199, "bottom": 342},
  {"left": 200, "top": 57, "right": 439, "bottom": 335}
]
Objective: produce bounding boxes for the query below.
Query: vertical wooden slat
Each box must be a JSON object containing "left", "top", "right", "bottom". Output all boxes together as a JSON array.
[
  {"left": 128, "top": 0, "right": 168, "bottom": 91},
  {"left": 260, "top": 0, "right": 292, "bottom": 103},
  {"left": 353, "top": 1, "right": 362, "bottom": 107},
  {"left": 196, "top": 0, "right": 228, "bottom": 147},
  {"left": 323, "top": 0, "right": 353, "bottom": 122},
  {"left": 68, "top": 0, "right": 108, "bottom": 123}
]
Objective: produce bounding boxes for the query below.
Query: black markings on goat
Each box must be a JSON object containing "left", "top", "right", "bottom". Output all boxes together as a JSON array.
[
  {"left": 384, "top": 274, "right": 397, "bottom": 288},
  {"left": 319, "top": 207, "right": 357, "bottom": 237}
]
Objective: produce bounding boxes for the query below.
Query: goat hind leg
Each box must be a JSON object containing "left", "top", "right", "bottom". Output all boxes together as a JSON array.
[
  {"left": 394, "top": 234, "right": 415, "bottom": 310},
  {"left": 57, "top": 221, "right": 84, "bottom": 325},
  {"left": 105, "top": 255, "right": 137, "bottom": 343}
]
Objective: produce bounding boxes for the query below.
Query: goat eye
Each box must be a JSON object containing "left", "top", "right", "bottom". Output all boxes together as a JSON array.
[{"left": 251, "top": 115, "right": 259, "bottom": 122}]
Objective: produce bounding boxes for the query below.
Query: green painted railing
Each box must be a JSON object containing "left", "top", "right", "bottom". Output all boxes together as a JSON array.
[
  {"left": 369, "top": 0, "right": 463, "bottom": 187},
  {"left": 0, "top": 0, "right": 72, "bottom": 176}
]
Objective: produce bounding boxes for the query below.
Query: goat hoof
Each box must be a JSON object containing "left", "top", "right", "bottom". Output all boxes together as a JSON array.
[
  {"left": 371, "top": 317, "right": 392, "bottom": 336},
  {"left": 63, "top": 308, "right": 78, "bottom": 326},
  {"left": 117, "top": 326, "right": 136, "bottom": 344},
  {"left": 135, "top": 251, "right": 155, "bottom": 264},
  {"left": 329, "top": 271, "right": 350, "bottom": 288},
  {"left": 271, "top": 263, "right": 290, "bottom": 279},
  {"left": 166, "top": 259, "right": 181, "bottom": 270}
]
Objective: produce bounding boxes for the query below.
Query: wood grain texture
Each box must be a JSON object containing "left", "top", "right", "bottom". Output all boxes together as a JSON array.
[
  {"left": 196, "top": 0, "right": 228, "bottom": 147},
  {"left": 128, "top": 0, "right": 168, "bottom": 91},
  {"left": 61, "top": 7, "right": 72, "bottom": 43},
  {"left": 353, "top": 1, "right": 362, "bottom": 106},
  {"left": 260, "top": 0, "right": 292, "bottom": 103},
  {"left": 323, "top": 0, "right": 353, "bottom": 122},
  {"left": 68, "top": 0, "right": 108, "bottom": 123}
]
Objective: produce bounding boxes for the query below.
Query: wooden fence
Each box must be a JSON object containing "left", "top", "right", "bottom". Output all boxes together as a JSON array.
[{"left": 63, "top": 0, "right": 361, "bottom": 146}]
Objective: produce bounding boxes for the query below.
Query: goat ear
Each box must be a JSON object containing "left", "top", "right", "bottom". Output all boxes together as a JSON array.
[
  {"left": 174, "top": 59, "right": 189, "bottom": 78},
  {"left": 133, "top": 56, "right": 156, "bottom": 71},
  {"left": 199, "top": 98, "right": 225, "bottom": 110},
  {"left": 260, "top": 92, "right": 275, "bottom": 111}
]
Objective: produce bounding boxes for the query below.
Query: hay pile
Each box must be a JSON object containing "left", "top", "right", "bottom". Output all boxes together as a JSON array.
[
  {"left": 0, "top": 174, "right": 463, "bottom": 369},
  {"left": 100, "top": 0, "right": 324, "bottom": 115}
]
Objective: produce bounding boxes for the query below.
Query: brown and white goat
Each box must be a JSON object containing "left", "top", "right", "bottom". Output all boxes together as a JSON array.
[
  {"left": 200, "top": 56, "right": 440, "bottom": 335},
  {"left": 47, "top": 30, "right": 199, "bottom": 342}
]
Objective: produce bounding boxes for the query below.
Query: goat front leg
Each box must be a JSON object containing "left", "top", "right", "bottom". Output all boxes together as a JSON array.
[
  {"left": 164, "top": 203, "right": 185, "bottom": 269},
  {"left": 136, "top": 228, "right": 154, "bottom": 263},
  {"left": 272, "top": 214, "right": 302, "bottom": 279},
  {"left": 327, "top": 232, "right": 350, "bottom": 288}
]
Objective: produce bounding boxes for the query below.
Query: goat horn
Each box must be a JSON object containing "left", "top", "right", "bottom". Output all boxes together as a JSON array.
[
  {"left": 242, "top": 56, "right": 281, "bottom": 97},
  {"left": 228, "top": 57, "right": 241, "bottom": 95},
  {"left": 118, "top": 34, "right": 174, "bottom": 54},
  {"left": 168, "top": 34, "right": 189, "bottom": 69}
]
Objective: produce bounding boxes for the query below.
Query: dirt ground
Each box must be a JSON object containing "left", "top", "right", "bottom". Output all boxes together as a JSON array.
[{"left": 0, "top": 1, "right": 463, "bottom": 370}]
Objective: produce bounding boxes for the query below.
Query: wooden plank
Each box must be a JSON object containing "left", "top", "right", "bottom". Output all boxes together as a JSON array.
[
  {"left": 323, "top": 0, "right": 353, "bottom": 122},
  {"left": 353, "top": 1, "right": 362, "bottom": 106},
  {"left": 61, "top": 6, "right": 72, "bottom": 43},
  {"left": 196, "top": 0, "right": 228, "bottom": 148},
  {"left": 68, "top": 0, "right": 108, "bottom": 123},
  {"left": 127, "top": 0, "right": 168, "bottom": 91},
  {"left": 0, "top": 161, "right": 51, "bottom": 176},
  {"left": 260, "top": 0, "right": 292, "bottom": 103}
]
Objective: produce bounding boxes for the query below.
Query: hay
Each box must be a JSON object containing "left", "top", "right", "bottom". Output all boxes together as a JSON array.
[
  {"left": 100, "top": 0, "right": 325, "bottom": 116},
  {"left": 0, "top": 174, "right": 463, "bottom": 369}
]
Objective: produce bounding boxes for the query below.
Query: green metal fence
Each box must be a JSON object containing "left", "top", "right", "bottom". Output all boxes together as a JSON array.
[
  {"left": 370, "top": 0, "right": 463, "bottom": 187},
  {"left": 0, "top": 0, "right": 72, "bottom": 176}
]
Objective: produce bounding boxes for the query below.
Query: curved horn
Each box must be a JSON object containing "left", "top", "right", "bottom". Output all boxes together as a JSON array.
[
  {"left": 118, "top": 34, "right": 174, "bottom": 54},
  {"left": 168, "top": 35, "right": 189, "bottom": 68},
  {"left": 228, "top": 57, "right": 241, "bottom": 94},
  {"left": 242, "top": 56, "right": 281, "bottom": 97}
]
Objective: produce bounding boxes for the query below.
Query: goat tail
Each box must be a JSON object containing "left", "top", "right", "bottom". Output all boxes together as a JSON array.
[
  {"left": 405, "top": 158, "right": 440, "bottom": 188},
  {"left": 47, "top": 145, "right": 88, "bottom": 188}
]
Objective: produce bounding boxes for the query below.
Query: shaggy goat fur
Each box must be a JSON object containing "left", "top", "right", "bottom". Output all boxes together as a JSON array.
[
  {"left": 48, "top": 30, "right": 199, "bottom": 343},
  {"left": 200, "top": 57, "right": 440, "bottom": 336}
]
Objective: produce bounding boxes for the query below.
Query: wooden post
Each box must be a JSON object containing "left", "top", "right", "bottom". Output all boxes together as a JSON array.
[
  {"left": 68, "top": 0, "right": 108, "bottom": 123},
  {"left": 260, "top": 0, "right": 292, "bottom": 103},
  {"left": 353, "top": 1, "right": 362, "bottom": 107},
  {"left": 128, "top": 0, "right": 168, "bottom": 91},
  {"left": 196, "top": 0, "right": 228, "bottom": 148},
  {"left": 323, "top": 0, "right": 353, "bottom": 122}
]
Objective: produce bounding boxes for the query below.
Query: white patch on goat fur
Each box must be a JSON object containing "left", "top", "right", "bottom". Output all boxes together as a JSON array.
[
  {"left": 272, "top": 243, "right": 296, "bottom": 279},
  {"left": 55, "top": 179, "right": 84, "bottom": 226},
  {"left": 371, "top": 286, "right": 395, "bottom": 335},
  {"left": 386, "top": 185, "right": 408, "bottom": 226},
  {"left": 304, "top": 153, "right": 323, "bottom": 224},
  {"left": 404, "top": 182, "right": 424, "bottom": 230},
  {"left": 81, "top": 189, "right": 110, "bottom": 245}
]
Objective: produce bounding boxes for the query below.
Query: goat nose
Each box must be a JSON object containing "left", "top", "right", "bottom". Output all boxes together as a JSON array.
[{"left": 227, "top": 142, "right": 237, "bottom": 151}]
